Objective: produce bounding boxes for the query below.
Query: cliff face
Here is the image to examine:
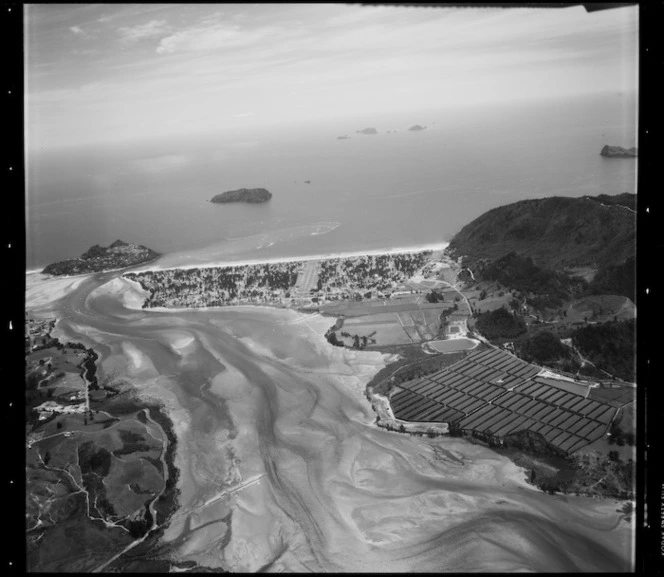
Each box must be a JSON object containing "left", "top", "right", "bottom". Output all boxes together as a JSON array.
[
  {"left": 210, "top": 188, "right": 272, "bottom": 203},
  {"left": 447, "top": 194, "right": 635, "bottom": 269},
  {"left": 600, "top": 145, "right": 637, "bottom": 158},
  {"left": 42, "top": 241, "right": 161, "bottom": 276}
]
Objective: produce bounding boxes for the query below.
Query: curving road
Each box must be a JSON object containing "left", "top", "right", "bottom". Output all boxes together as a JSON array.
[{"left": 42, "top": 270, "right": 633, "bottom": 572}]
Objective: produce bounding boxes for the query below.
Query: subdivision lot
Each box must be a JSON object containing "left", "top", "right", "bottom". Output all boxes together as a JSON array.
[{"left": 388, "top": 347, "right": 632, "bottom": 454}]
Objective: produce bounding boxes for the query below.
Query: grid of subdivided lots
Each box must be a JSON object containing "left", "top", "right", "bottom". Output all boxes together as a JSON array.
[{"left": 390, "top": 348, "right": 618, "bottom": 454}]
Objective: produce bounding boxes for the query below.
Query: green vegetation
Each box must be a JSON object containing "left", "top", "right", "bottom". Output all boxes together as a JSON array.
[
  {"left": 480, "top": 252, "right": 584, "bottom": 309},
  {"left": 587, "top": 256, "right": 635, "bottom": 302},
  {"left": 474, "top": 307, "right": 526, "bottom": 340},
  {"left": 608, "top": 420, "right": 635, "bottom": 446},
  {"left": 515, "top": 331, "right": 572, "bottom": 365},
  {"left": 425, "top": 290, "right": 444, "bottom": 303},
  {"left": 586, "top": 192, "right": 635, "bottom": 211},
  {"left": 571, "top": 319, "right": 635, "bottom": 382},
  {"left": 447, "top": 194, "right": 635, "bottom": 270},
  {"left": 210, "top": 187, "right": 272, "bottom": 203},
  {"left": 42, "top": 240, "right": 160, "bottom": 276},
  {"left": 489, "top": 431, "right": 634, "bottom": 499}
]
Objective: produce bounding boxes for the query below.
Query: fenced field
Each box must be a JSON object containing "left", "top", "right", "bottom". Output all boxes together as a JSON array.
[{"left": 389, "top": 348, "right": 634, "bottom": 454}]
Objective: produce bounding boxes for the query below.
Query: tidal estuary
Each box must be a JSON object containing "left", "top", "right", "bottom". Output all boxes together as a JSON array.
[{"left": 28, "top": 269, "right": 633, "bottom": 572}]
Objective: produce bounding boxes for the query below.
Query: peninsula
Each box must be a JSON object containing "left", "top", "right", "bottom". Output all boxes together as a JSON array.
[
  {"left": 210, "top": 187, "right": 272, "bottom": 204},
  {"left": 42, "top": 240, "right": 161, "bottom": 276},
  {"left": 600, "top": 145, "right": 637, "bottom": 158}
]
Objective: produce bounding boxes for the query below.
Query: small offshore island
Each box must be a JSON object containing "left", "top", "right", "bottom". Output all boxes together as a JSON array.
[
  {"left": 42, "top": 240, "right": 160, "bottom": 276},
  {"left": 600, "top": 144, "right": 637, "bottom": 158},
  {"left": 210, "top": 187, "right": 272, "bottom": 204}
]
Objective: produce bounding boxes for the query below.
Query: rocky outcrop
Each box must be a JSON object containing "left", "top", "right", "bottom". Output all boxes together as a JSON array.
[
  {"left": 600, "top": 145, "right": 637, "bottom": 158},
  {"left": 210, "top": 188, "right": 272, "bottom": 204},
  {"left": 42, "top": 241, "right": 161, "bottom": 276}
]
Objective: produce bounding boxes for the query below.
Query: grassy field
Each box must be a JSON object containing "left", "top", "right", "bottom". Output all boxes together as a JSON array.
[
  {"left": 27, "top": 407, "right": 170, "bottom": 571},
  {"left": 333, "top": 303, "right": 446, "bottom": 347},
  {"left": 428, "top": 338, "right": 479, "bottom": 353},
  {"left": 566, "top": 295, "right": 635, "bottom": 323}
]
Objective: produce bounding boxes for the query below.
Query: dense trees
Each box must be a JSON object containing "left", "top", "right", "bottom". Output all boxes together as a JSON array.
[
  {"left": 516, "top": 331, "right": 572, "bottom": 364},
  {"left": 587, "top": 256, "right": 635, "bottom": 302},
  {"left": 425, "top": 290, "right": 443, "bottom": 303},
  {"left": 571, "top": 319, "right": 635, "bottom": 382},
  {"left": 128, "top": 251, "right": 433, "bottom": 309},
  {"left": 480, "top": 252, "right": 584, "bottom": 309},
  {"left": 474, "top": 307, "right": 526, "bottom": 340}
]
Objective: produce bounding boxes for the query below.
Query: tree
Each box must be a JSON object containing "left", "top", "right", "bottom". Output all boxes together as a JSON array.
[{"left": 56, "top": 422, "right": 63, "bottom": 430}]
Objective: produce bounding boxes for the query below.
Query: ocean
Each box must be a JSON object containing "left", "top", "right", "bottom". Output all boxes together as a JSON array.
[{"left": 26, "top": 92, "right": 637, "bottom": 271}]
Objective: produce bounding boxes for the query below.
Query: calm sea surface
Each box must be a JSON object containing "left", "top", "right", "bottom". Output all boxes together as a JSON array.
[{"left": 26, "top": 92, "right": 637, "bottom": 270}]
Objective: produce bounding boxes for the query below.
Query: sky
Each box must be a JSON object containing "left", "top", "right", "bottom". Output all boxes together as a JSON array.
[{"left": 25, "top": 3, "right": 638, "bottom": 150}]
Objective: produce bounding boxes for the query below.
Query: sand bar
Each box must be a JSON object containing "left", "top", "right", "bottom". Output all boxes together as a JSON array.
[{"left": 129, "top": 242, "right": 450, "bottom": 274}]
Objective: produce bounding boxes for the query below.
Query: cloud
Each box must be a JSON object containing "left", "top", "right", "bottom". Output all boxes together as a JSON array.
[
  {"left": 156, "top": 22, "right": 276, "bottom": 54},
  {"left": 231, "top": 112, "right": 254, "bottom": 118},
  {"left": 119, "top": 19, "right": 171, "bottom": 43},
  {"left": 69, "top": 25, "right": 85, "bottom": 36}
]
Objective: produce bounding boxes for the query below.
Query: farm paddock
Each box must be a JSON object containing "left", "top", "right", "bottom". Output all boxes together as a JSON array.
[{"left": 389, "top": 348, "right": 634, "bottom": 455}]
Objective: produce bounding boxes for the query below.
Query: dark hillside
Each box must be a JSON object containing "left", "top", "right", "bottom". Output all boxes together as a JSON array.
[
  {"left": 480, "top": 252, "right": 586, "bottom": 308},
  {"left": 587, "top": 256, "right": 636, "bottom": 302},
  {"left": 447, "top": 195, "right": 635, "bottom": 269}
]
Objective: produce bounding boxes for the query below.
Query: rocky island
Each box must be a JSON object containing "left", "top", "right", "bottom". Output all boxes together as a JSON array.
[
  {"left": 356, "top": 127, "right": 378, "bottom": 135},
  {"left": 42, "top": 240, "right": 161, "bottom": 276},
  {"left": 210, "top": 187, "right": 272, "bottom": 204},
  {"left": 408, "top": 124, "right": 427, "bottom": 131},
  {"left": 600, "top": 145, "right": 637, "bottom": 158}
]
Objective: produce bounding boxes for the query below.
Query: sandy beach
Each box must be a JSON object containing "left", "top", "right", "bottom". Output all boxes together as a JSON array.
[
  {"left": 128, "top": 242, "right": 450, "bottom": 274},
  {"left": 25, "top": 271, "right": 92, "bottom": 311}
]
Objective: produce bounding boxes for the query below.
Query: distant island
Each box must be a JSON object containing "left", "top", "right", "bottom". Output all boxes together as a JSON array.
[
  {"left": 42, "top": 240, "right": 161, "bottom": 276},
  {"left": 408, "top": 124, "right": 427, "bottom": 131},
  {"left": 600, "top": 145, "right": 637, "bottom": 158},
  {"left": 210, "top": 187, "right": 272, "bottom": 204},
  {"left": 337, "top": 135, "right": 350, "bottom": 140},
  {"left": 356, "top": 127, "right": 378, "bottom": 135}
]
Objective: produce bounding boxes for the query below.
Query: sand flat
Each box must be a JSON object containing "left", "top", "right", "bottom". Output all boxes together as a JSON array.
[{"left": 45, "top": 269, "right": 634, "bottom": 573}]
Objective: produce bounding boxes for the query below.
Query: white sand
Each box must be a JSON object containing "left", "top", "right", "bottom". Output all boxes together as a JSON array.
[
  {"left": 89, "top": 276, "right": 149, "bottom": 310},
  {"left": 26, "top": 272, "right": 91, "bottom": 309},
  {"left": 129, "top": 242, "right": 449, "bottom": 274}
]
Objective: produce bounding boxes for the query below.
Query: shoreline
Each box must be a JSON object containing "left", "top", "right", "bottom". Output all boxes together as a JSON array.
[
  {"left": 126, "top": 242, "right": 450, "bottom": 274},
  {"left": 27, "top": 242, "right": 450, "bottom": 277}
]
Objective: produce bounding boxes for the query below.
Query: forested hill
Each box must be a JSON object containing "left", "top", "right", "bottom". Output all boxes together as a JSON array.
[{"left": 447, "top": 194, "right": 635, "bottom": 269}]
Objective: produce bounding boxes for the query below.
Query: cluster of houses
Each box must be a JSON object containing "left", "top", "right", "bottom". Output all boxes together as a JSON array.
[
  {"left": 125, "top": 251, "right": 439, "bottom": 310},
  {"left": 25, "top": 316, "right": 57, "bottom": 353}
]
